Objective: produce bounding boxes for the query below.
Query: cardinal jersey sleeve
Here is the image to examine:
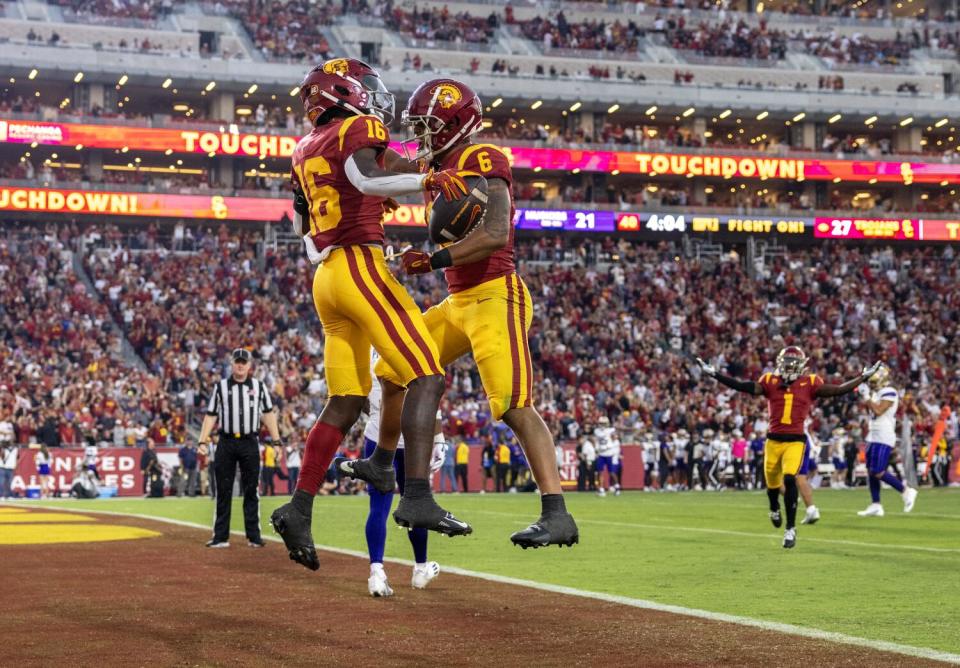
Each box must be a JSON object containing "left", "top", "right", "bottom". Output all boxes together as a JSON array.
[
  {"left": 455, "top": 144, "right": 512, "bottom": 186},
  {"left": 337, "top": 114, "right": 390, "bottom": 158}
]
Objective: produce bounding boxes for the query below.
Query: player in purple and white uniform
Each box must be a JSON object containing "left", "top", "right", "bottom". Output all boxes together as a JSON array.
[
  {"left": 796, "top": 423, "right": 820, "bottom": 525},
  {"left": 857, "top": 364, "right": 918, "bottom": 517},
  {"left": 594, "top": 417, "right": 621, "bottom": 496},
  {"left": 362, "top": 351, "right": 444, "bottom": 597}
]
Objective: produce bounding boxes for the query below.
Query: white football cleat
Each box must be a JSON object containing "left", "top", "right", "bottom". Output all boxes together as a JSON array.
[
  {"left": 857, "top": 503, "right": 885, "bottom": 517},
  {"left": 801, "top": 505, "right": 820, "bottom": 525},
  {"left": 902, "top": 487, "right": 918, "bottom": 513},
  {"left": 597, "top": 488, "right": 607, "bottom": 497},
  {"left": 411, "top": 561, "right": 440, "bottom": 589},
  {"left": 368, "top": 568, "right": 394, "bottom": 598},
  {"left": 782, "top": 528, "right": 797, "bottom": 549}
]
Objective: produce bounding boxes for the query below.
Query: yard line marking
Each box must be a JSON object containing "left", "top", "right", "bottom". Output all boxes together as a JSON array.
[
  {"left": 7, "top": 502, "right": 960, "bottom": 664},
  {"left": 470, "top": 509, "right": 960, "bottom": 554}
]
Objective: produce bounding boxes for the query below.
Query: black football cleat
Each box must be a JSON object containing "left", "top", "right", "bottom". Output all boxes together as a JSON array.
[
  {"left": 335, "top": 456, "right": 396, "bottom": 494},
  {"left": 769, "top": 509, "right": 782, "bottom": 528},
  {"left": 270, "top": 503, "right": 319, "bottom": 571},
  {"left": 393, "top": 496, "right": 473, "bottom": 536},
  {"left": 510, "top": 512, "right": 580, "bottom": 549}
]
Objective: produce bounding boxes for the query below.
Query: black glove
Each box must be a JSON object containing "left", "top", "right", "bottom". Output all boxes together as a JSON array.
[{"left": 292, "top": 187, "right": 309, "bottom": 217}]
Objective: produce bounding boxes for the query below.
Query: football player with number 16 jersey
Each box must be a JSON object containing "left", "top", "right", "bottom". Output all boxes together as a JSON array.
[
  {"left": 271, "top": 59, "right": 475, "bottom": 573},
  {"left": 698, "top": 346, "right": 882, "bottom": 548},
  {"left": 374, "top": 78, "right": 579, "bottom": 549}
]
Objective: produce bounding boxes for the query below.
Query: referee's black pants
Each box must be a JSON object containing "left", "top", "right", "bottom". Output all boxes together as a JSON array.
[{"left": 213, "top": 436, "right": 261, "bottom": 543}]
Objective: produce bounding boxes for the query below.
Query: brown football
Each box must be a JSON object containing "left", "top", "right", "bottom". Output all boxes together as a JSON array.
[{"left": 428, "top": 173, "right": 489, "bottom": 244}]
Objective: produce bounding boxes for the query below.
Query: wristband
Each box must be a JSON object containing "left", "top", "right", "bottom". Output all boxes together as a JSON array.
[{"left": 429, "top": 248, "right": 453, "bottom": 270}]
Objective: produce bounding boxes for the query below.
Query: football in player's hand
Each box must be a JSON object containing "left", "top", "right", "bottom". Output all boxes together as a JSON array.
[{"left": 428, "top": 171, "right": 489, "bottom": 244}]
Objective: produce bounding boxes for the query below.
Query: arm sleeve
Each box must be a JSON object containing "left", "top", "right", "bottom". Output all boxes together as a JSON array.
[
  {"left": 205, "top": 385, "right": 219, "bottom": 416},
  {"left": 344, "top": 154, "right": 426, "bottom": 196},
  {"left": 260, "top": 383, "right": 274, "bottom": 412}
]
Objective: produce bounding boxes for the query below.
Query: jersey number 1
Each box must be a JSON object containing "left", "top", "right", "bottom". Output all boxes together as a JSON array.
[{"left": 781, "top": 392, "right": 794, "bottom": 425}]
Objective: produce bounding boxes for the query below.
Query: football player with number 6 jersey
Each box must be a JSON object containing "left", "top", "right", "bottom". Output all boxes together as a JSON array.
[
  {"left": 698, "top": 346, "right": 882, "bottom": 548},
  {"left": 375, "top": 78, "right": 579, "bottom": 549},
  {"left": 271, "top": 59, "right": 475, "bottom": 573}
]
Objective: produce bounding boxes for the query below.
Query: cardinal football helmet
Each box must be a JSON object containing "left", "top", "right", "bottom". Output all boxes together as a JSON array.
[
  {"left": 402, "top": 78, "right": 483, "bottom": 161},
  {"left": 299, "top": 58, "right": 394, "bottom": 126}
]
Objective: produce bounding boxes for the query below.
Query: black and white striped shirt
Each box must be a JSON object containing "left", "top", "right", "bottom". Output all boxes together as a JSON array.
[{"left": 206, "top": 377, "right": 274, "bottom": 438}]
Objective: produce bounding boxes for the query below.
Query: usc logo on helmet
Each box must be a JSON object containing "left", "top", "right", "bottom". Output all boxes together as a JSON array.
[
  {"left": 322, "top": 59, "right": 350, "bottom": 75},
  {"left": 431, "top": 83, "right": 462, "bottom": 109}
]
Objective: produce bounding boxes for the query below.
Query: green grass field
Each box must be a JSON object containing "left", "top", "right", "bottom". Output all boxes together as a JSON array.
[{"left": 33, "top": 487, "right": 960, "bottom": 654}]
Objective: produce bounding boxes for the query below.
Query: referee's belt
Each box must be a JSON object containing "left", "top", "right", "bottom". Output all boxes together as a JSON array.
[{"left": 220, "top": 432, "right": 255, "bottom": 439}]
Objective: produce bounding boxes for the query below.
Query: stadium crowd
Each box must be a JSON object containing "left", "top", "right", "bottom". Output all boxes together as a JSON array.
[{"left": 1, "top": 222, "right": 957, "bottom": 492}]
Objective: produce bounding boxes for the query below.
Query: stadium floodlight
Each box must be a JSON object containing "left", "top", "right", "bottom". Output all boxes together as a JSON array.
[
  {"left": 572, "top": 168, "right": 580, "bottom": 174},
  {"left": 756, "top": 111, "right": 769, "bottom": 120},
  {"left": 530, "top": 100, "right": 542, "bottom": 110},
  {"left": 607, "top": 104, "right": 620, "bottom": 114},
  {"left": 533, "top": 166, "right": 542, "bottom": 173},
  {"left": 118, "top": 74, "right": 128, "bottom": 86},
  {"left": 645, "top": 105, "right": 657, "bottom": 115},
  {"left": 900, "top": 117, "right": 914, "bottom": 127},
  {"left": 248, "top": 84, "right": 258, "bottom": 94},
  {"left": 73, "top": 72, "right": 84, "bottom": 83},
  {"left": 792, "top": 112, "right": 805, "bottom": 122},
  {"left": 828, "top": 113, "right": 842, "bottom": 124},
  {"left": 28, "top": 68, "right": 38, "bottom": 80},
  {"left": 75, "top": 144, "right": 83, "bottom": 150},
  {"left": 491, "top": 97, "right": 502, "bottom": 108},
  {"left": 865, "top": 115, "right": 878, "bottom": 125},
  {"left": 162, "top": 78, "right": 172, "bottom": 89},
  {"left": 289, "top": 86, "right": 299, "bottom": 96},
  {"left": 682, "top": 107, "right": 695, "bottom": 117},
  {"left": 205, "top": 81, "right": 216, "bottom": 92},
  {"left": 569, "top": 102, "right": 582, "bottom": 112},
  {"left": 718, "top": 109, "right": 731, "bottom": 119},
  {"left": 935, "top": 118, "right": 949, "bottom": 128}
]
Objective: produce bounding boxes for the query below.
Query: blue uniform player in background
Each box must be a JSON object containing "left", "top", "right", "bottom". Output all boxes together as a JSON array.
[
  {"left": 857, "top": 364, "right": 918, "bottom": 517},
  {"left": 362, "top": 352, "right": 446, "bottom": 597}
]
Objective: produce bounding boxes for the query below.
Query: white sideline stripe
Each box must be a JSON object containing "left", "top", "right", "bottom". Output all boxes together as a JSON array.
[
  {"left": 471, "top": 509, "right": 960, "bottom": 554},
  {"left": 6, "top": 503, "right": 959, "bottom": 665}
]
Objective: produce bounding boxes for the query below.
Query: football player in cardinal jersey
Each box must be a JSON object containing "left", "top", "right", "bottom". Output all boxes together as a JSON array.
[
  {"left": 373, "top": 78, "right": 579, "bottom": 549},
  {"left": 270, "top": 59, "right": 475, "bottom": 572},
  {"left": 698, "top": 346, "right": 881, "bottom": 548}
]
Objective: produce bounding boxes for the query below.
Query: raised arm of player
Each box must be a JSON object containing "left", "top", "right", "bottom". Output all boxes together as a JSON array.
[
  {"left": 815, "top": 361, "right": 882, "bottom": 398},
  {"left": 863, "top": 394, "right": 895, "bottom": 416},
  {"left": 697, "top": 358, "right": 763, "bottom": 396}
]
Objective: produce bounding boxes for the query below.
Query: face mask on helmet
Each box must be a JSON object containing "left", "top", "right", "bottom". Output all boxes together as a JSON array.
[
  {"left": 775, "top": 352, "right": 807, "bottom": 383},
  {"left": 360, "top": 74, "right": 395, "bottom": 124},
  {"left": 400, "top": 110, "right": 446, "bottom": 161}
]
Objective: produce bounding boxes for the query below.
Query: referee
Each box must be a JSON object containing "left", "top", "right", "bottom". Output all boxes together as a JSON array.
[{"left": 199, "top": 348, "right": 281, "bottom": 548}]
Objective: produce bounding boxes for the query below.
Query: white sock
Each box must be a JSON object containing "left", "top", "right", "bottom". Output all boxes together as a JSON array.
[
  {"left": 370, "top": 562, "right": 385, "bottom": 575},
  {"left": 415, "top": 561, "right": 427, "bottom": 570}
]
